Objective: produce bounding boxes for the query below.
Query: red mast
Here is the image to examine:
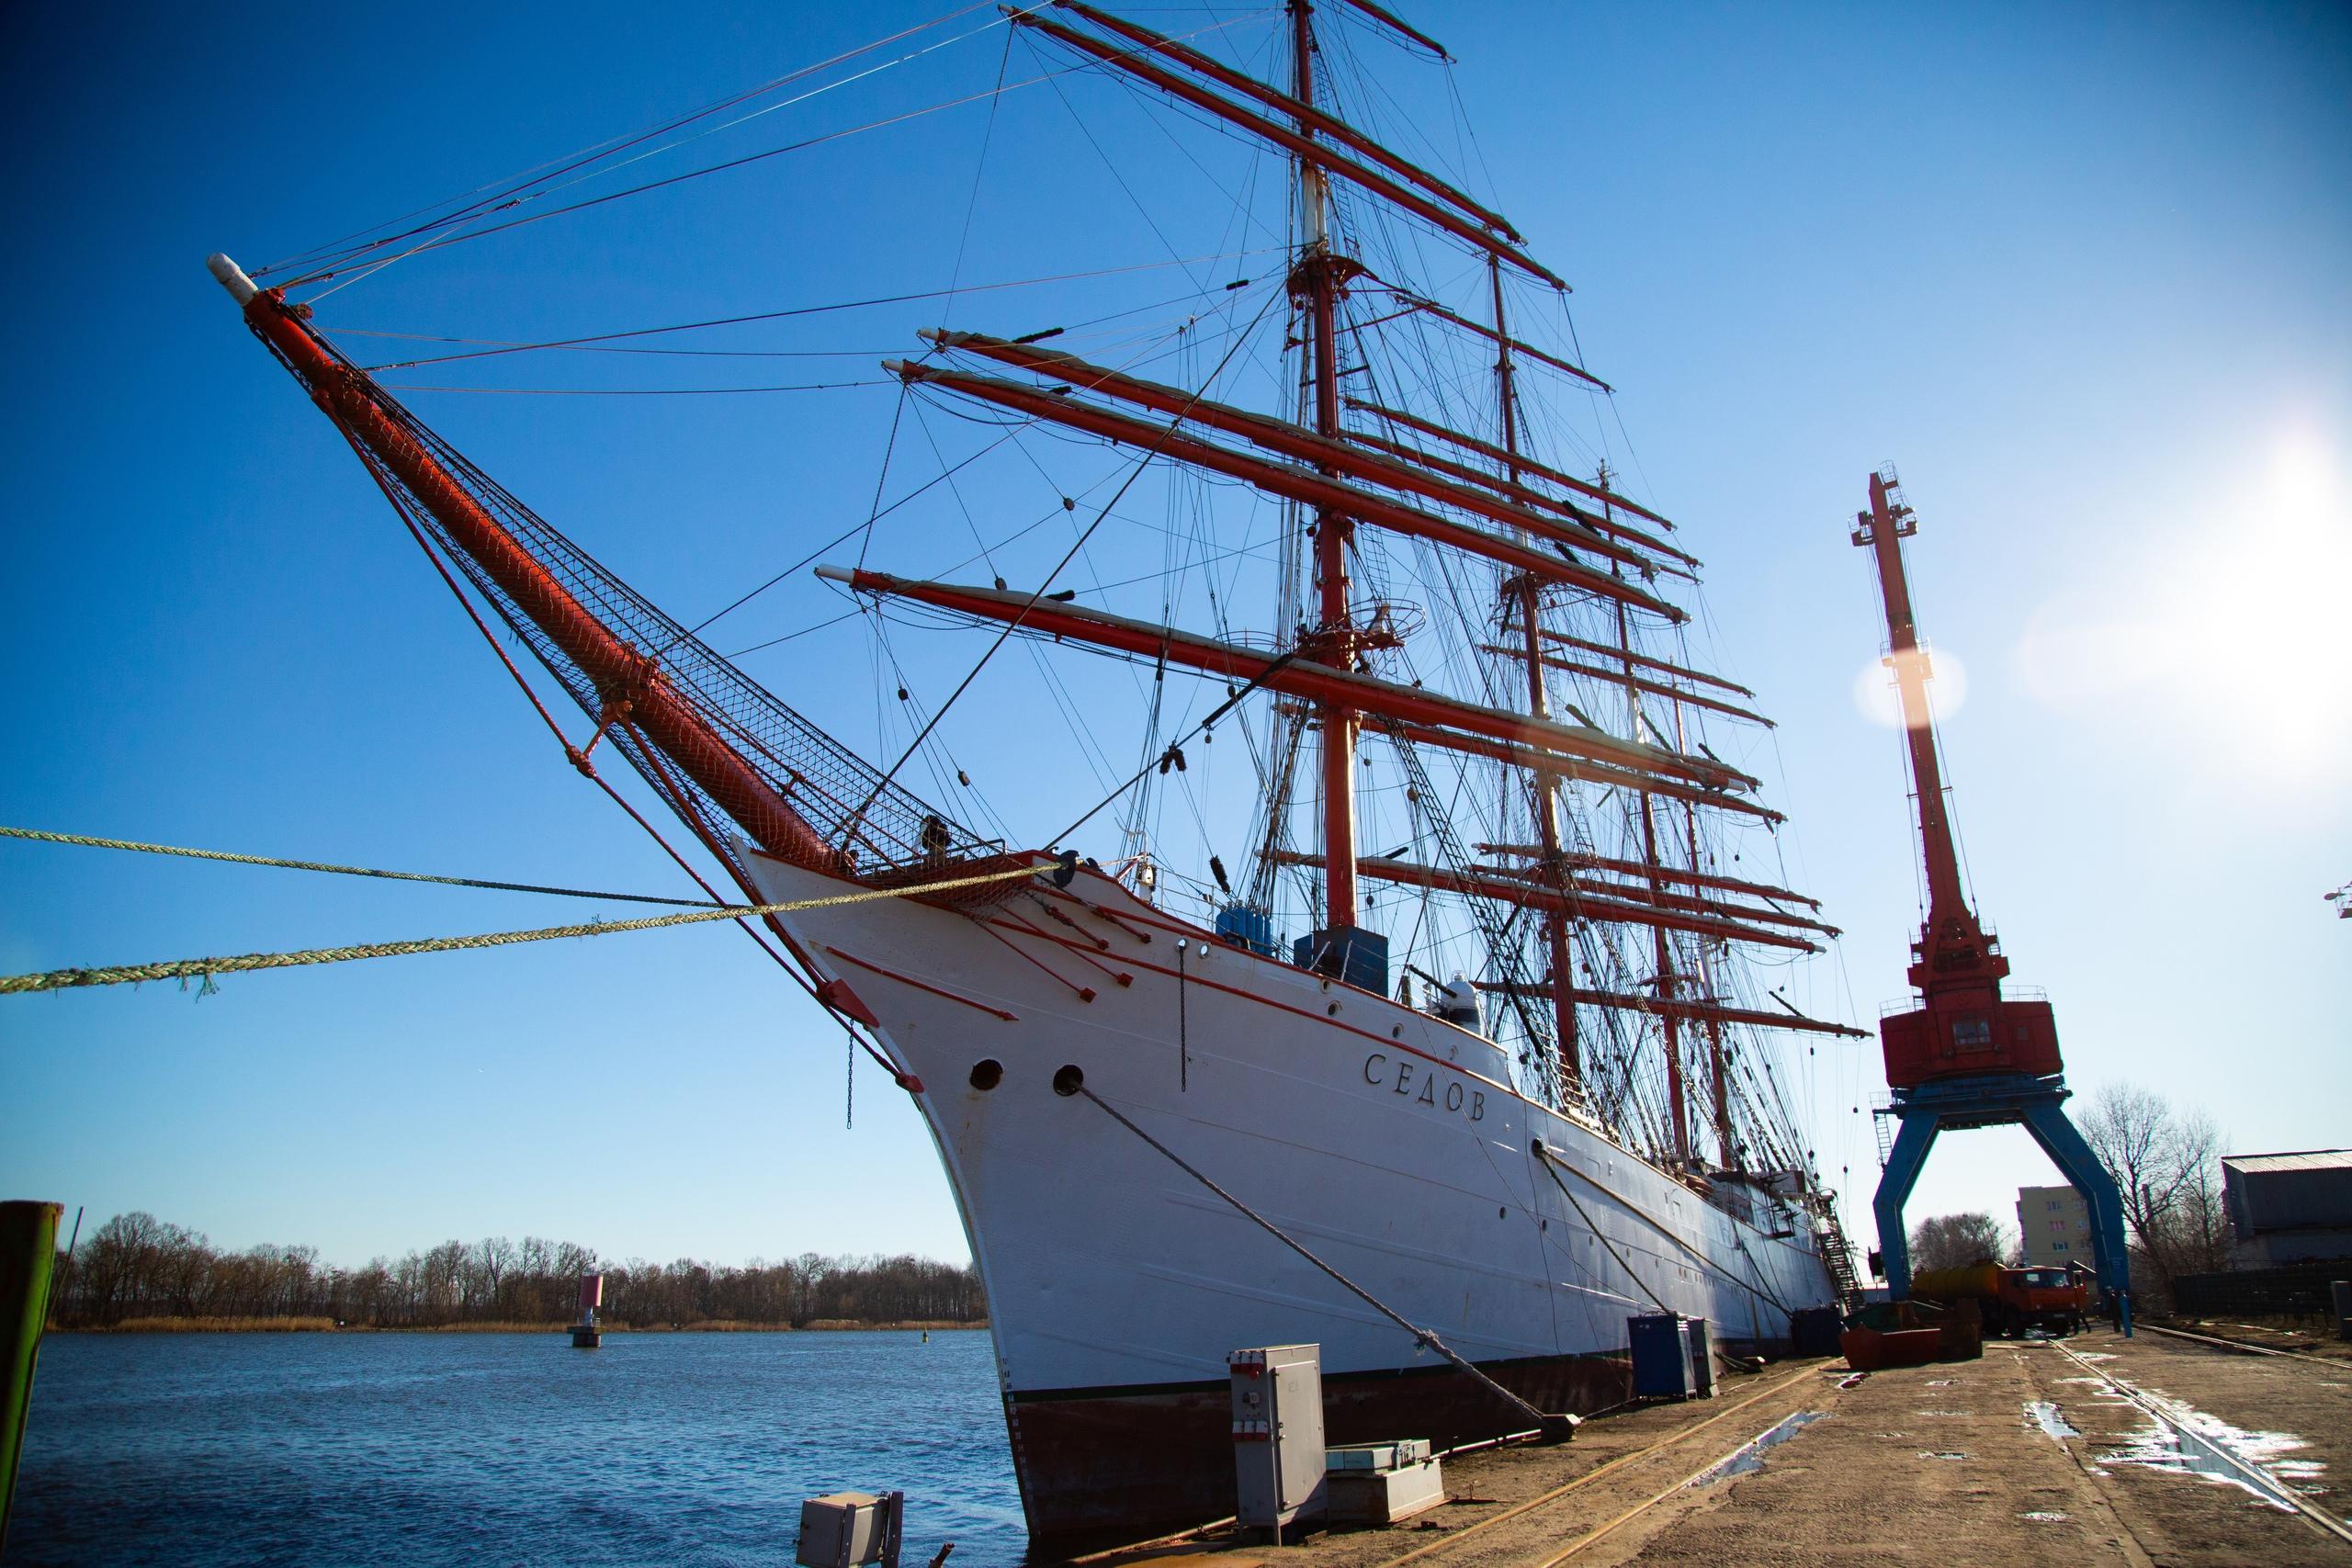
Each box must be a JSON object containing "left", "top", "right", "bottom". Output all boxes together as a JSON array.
[
  {"left": 1609, "top": 514, "right": 1689, "bottom": 1167},
  {"left": 1293, "top": 0, "right": 1361, "bottom": 954},
  {"left": 1490, "top": 256, "right": 1581, "bottom": 1089},
  {"left": 1855, "top": 468, "right": 2061, "bottom": 1085}
]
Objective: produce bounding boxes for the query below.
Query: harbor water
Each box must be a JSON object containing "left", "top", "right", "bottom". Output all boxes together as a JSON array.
[{"left": 8, "top": 1329, "right": 1027, "bottom": 1566}]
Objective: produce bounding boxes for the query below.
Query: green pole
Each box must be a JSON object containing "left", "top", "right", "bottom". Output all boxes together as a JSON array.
[{"left": 0, "top": 1200, "right": 62, "bottom": 1553}]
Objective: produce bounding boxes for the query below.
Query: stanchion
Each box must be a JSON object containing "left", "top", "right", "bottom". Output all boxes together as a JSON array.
[{"left": 0, "top": 1200, "right": 63, "bottom": 1553}]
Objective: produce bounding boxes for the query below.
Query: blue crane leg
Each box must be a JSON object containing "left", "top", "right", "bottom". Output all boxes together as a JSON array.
[
  {"left": 2019, "top": 1098, "right": 2133, "bottom": 1329},
  {"left": 1872, "top": 1108, "right": 1944, "bottom": 1300}
]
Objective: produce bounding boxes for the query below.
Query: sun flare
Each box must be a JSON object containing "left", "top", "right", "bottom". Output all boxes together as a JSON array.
[
  {"left": 1854, "top": 645, "right": 1969, "bottom": 730},
  {"left": 2017, "top": 418, "right": 2352, "bottom": 790}
]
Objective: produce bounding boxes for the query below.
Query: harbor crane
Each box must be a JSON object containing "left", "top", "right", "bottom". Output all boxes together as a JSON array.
[{"left": 1853, "top": 467, "right": 2131, "bottom": 1323}]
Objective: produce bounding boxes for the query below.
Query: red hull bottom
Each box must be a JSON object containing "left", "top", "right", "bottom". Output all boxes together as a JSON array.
[{"left": 1006, "top": 1348, "right": 1722, "bottom": 1553}]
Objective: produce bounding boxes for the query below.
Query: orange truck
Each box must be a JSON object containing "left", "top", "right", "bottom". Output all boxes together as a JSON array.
[{"left": 1908, "top": 1264, "right": 2090, "bottom": 1337}]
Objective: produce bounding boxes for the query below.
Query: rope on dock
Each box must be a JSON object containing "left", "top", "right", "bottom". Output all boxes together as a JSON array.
[
  {"left": 0, "top": 860, "right": 1051, "bottom": 997},
  {"left": 0, "top": 824, "right": 722, "bottom": 908},
  {"left": 1074, "top": 1084, "right": 1575, "bottom": 1438}
]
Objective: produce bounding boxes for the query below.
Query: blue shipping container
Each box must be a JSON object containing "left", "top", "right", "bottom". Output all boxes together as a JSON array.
[{"left": 1629, "top": 1313, "right": 1699, "bottom": 1400}]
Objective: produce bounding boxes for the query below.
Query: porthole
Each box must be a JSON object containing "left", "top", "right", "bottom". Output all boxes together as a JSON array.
[
  {"left": 1052, "top": 1064, "right": 1085, "bottom": 1097},
  {"left": 968, "top": 1059, "right": 1003, "bottom": 1091}
]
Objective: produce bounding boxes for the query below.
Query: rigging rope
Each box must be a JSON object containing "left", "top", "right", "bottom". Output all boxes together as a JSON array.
[
  {"left": 0, "top": 826, "right": 719, "bottom": 908},
  {"left": 1048, "top": 650, "right": 1300, "bottom": 846},
  {"left": 255, "top": 0, "right": 1010, "bottom": 281},
  {"left": 1532, "top": 1145, "right": 1674, "bottom": 1318},
  {"left": 344, "top": 252, "right": 1279, "bottom": 371},
  {"left": 282, "top": 13, "right": 1281, "bottom": 298},
  {"left": 377, "top": 379, "right": 893, "bottom": 397},
  {"left": 319, "top": 425, "right": 932, "bottom": 1089},
  {"left": 283, "top": 6, "right": 1043, "bottom": 296},
  {"left": 845, "top": 285, "right": 1284, "bottom": 824},
  {"left": 0, "top": 862, "right": 1052, "bottom": 998},
  {"left": 1074, "top": 1084, "right": 1575, "bottom": 1438}
]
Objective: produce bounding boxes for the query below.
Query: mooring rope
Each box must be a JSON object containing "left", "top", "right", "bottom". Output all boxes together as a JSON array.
[
  {"left": 1, "top": 860, "right": 1051, "bottom": 997},
  {"left": 1534, "top": 1143, "right": 1792, "bottom": 1324},
  {"left": 1532, "top": 1145, "right": 1676, "bottom": 1317},
  {"left": 0, "top": 825, "right": 722, "bottom": 908},
  {"left": 1074, "top": 1084, "right": 1573, "bottom": 1437}
]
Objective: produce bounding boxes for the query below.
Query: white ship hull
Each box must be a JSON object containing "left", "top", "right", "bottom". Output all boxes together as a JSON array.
[{"left": 748, "top": 850, "right": 1839, "bottom": 1546}]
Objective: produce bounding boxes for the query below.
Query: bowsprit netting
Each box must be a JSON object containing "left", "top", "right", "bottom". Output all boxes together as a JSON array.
[{"left": 280, "top": 327, "right": 995, "bottom": 890}]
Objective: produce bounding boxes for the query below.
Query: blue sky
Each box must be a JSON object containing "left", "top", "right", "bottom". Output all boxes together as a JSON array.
[{"left": 3, "top": 0, "right": 2346, "bottom": 1271}]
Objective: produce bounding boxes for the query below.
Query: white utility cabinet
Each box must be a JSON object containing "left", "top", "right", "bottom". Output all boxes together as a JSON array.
[{"left": 1229, "top": 1343, "right": 1327, "bottom": 1534}]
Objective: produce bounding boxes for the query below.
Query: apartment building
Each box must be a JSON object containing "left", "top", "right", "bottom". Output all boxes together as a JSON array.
[{"left": 2018, "top": 1184, "right": 2092, "bottom": 1266}]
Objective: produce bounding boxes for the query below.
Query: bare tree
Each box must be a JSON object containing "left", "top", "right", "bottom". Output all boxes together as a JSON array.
[
  {"left": 1909, "top": 1212, "right": 2008, "bottom": 1273},
  {"left": 2080, "top": 1082, "right": 2233, "bottom": 1303},
  {"left": 2161, "top": 1110, "right": 2233, "bottom": 1276}
]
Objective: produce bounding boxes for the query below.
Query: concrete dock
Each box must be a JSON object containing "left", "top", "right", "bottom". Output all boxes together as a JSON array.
[{"left": 1090, "top": 1327, "right": 2352, "bottom": 1567}]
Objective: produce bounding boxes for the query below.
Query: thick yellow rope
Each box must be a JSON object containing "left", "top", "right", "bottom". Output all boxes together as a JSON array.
[
  {"left": 0, "top": 824, "right": 718, "bottom": 908},
  {"left": 1, "top": 861, "right": 1047, "bottom": 997}
]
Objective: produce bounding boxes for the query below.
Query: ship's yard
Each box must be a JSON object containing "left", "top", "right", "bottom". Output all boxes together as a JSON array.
[{"left": 1088, "top": 1328, "right": 2352, "bottom": 1567}]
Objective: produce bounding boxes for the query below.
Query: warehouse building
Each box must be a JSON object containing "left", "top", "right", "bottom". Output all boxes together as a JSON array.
[{"left": 2223, "top": 1149, "right": 2352, "bottom": 1266}]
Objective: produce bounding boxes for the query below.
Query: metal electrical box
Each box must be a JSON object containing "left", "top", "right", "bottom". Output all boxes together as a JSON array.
[
  {"left": 795, "top": 1491, "right": 901, "bottom": 1568},
  {"left": 1327, "top": 1440, "right": 1445, "bottom": 1527},
  {"left": 1628, "top": 1314, "right": 1701, "bottom": 1400},
  {"left": 1684, "top": 1317, "right": 1716, "bottom": 1398},
  {"left": 1229, "top": 1344, "right": 1327, "bottom": 1533}
]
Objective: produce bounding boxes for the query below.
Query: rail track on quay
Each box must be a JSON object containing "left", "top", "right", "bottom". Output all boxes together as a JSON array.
[
  {"left": 1448, "top": 1331, "right": 2352, "bottom": 1566},
  {"left": 2051, "top": 1336, "right": 2352, "bottom": 1551},
  {"left": 1363, "top": 1360, "right": 1839, "bottom": 1568},
  {"left": 2137, "top": 1320, "right": 2352, "bottom": 1371}
]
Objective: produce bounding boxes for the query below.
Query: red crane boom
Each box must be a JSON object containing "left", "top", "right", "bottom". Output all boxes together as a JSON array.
[{"left": 1854, "top": 469, "right": 2061, "bottom": 1086}]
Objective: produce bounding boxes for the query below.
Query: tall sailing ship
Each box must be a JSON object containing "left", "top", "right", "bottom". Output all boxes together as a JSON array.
[{"left": 209, "top": 0, "right": 1865, "bottom": 1546}]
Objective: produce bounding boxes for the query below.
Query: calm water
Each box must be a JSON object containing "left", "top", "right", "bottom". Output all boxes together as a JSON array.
[{"left": 9, "top": 1330, "right": 1028, "bottom": 1566}]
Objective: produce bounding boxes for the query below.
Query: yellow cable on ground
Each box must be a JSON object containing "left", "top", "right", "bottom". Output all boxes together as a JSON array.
[
  {"left": 1, "top": 861, "right": 1048, "bottom": 997},
  {"left": 1370, "top": 1361, "right": 1826, "bottom": 1568},
  {"left": 1530, "top": 1436, "right": 1766, "bottom": 1566}
]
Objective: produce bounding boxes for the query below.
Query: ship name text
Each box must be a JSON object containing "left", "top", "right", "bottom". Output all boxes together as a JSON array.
[{"left": 1362, "top": 1054, "right": 1485, "bottom": 1121}]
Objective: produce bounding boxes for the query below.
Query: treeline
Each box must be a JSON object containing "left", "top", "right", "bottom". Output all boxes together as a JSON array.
[{"left": 49, "top": 1213, "right": 986, "bottom": 1330}]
